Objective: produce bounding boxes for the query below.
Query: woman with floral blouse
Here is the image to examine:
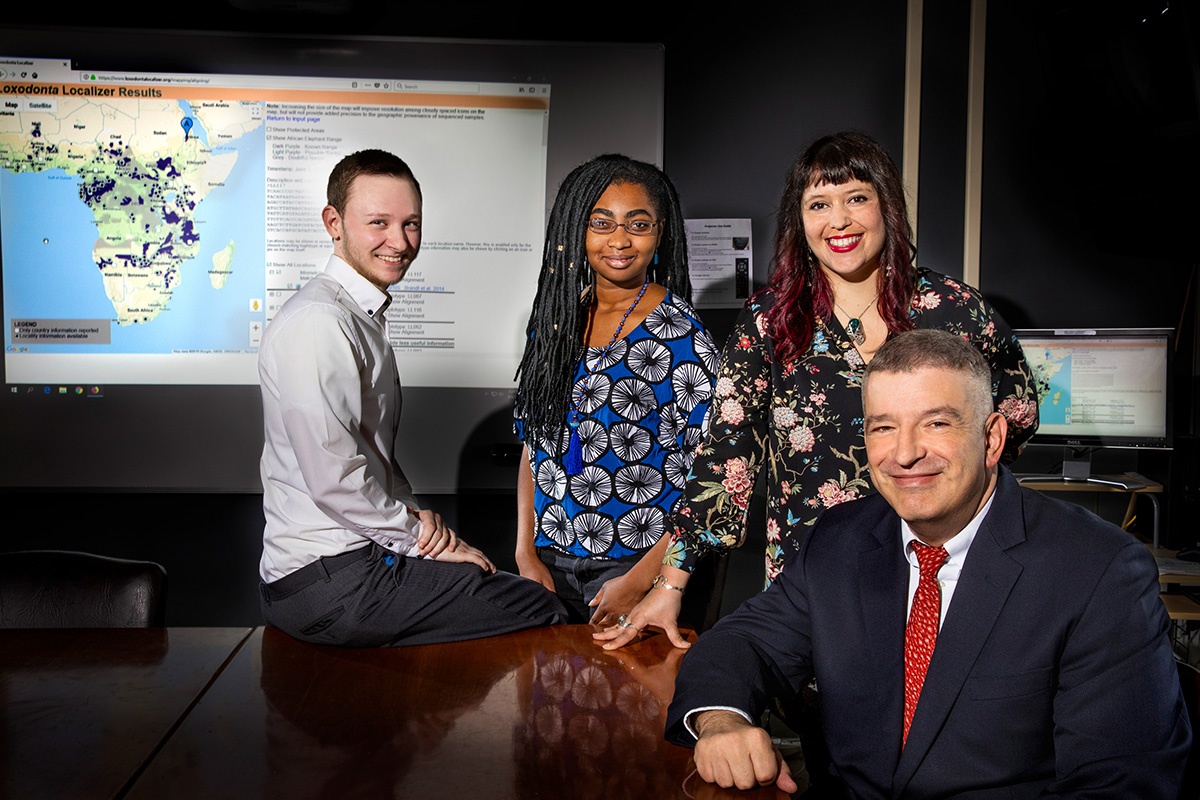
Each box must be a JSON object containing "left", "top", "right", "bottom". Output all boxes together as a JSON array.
[{"left": 596, "top": 132, "right": 1038, "bottom": 650}]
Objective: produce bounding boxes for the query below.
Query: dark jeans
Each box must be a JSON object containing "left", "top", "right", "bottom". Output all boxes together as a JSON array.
[
  {"left": 537, "top": 547, "right": 633, "bottom": 624},
  {"left": 261, "top": 544, "right": 569, "bottom": 647}
]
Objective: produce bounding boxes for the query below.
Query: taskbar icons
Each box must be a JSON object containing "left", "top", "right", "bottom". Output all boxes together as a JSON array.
[{"left": 5, "top": 384, "right": 105, "bottom": 397}]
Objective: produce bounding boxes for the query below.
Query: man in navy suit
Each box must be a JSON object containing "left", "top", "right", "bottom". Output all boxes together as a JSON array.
[{"left": 666, "top": 329, "right": 1189, "bottom": 797}]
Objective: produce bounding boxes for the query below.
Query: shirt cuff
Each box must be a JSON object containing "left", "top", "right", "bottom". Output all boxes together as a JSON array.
[{"left": 684, "top": 706, "right": 757, "bottom": 740}]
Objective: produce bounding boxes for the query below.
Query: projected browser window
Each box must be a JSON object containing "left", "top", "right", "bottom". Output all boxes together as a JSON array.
[{"left": 1, "top": 57, "right": 549, "bottom": 387}]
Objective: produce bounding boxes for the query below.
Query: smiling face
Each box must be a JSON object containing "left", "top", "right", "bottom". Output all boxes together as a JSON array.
[
  {"left": 585, "top": 182, "right": 662, "bottom": 292},
  {"left": 322, "top": 173, "right": 422, "bottom": 291},
  {"left": 800, "top": 178, "right": 886, "bottom": 284},
  {"left": 864, "top": 366, "right": 1006, "bottom": 547}
]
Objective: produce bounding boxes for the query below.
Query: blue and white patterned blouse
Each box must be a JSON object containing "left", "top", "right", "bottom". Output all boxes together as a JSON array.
[{"left": 519, "top": 292, "right": 718, "bottom": 560}]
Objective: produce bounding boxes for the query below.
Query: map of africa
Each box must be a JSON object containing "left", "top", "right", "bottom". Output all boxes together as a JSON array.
[{"left": 1, "top": 96, "right": 264, "bottom": 354}]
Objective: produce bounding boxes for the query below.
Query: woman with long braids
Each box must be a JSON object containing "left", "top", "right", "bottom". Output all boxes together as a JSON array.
[
  {"left": 513, "top": 155, "right": 717, "bottom": 624},
  {"left": 598, "top": 132, "right": 1038, "bottom": 649}
]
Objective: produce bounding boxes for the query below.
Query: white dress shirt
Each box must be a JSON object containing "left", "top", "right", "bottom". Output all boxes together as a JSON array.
[
  {"left": 902, "top": 490, "right": 995, "bottom": 628},
  {"left": 259, "top": 254, "right": 422, "bottom": 583}
]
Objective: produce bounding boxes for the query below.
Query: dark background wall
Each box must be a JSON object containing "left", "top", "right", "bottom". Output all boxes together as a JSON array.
[
  {"left": 975, "top": 1, "right": 1198, "bottom": 534},
  {"left": 4, "top": 0, "right": 1197, "bottom": 625}
]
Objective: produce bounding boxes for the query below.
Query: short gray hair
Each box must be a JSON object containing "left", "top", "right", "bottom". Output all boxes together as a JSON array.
[{"left": 863, "top": 330, "right": 993, "bottom": 422}]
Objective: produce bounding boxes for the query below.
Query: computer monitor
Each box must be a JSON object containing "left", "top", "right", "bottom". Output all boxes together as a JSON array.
[{"left": 1014, "top": 327, "right": 1173, "bottom": 487}]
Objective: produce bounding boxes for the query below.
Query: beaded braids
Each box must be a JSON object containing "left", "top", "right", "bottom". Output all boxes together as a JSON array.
[
  {"left": 767, "top": 131, "right": 918, "bottom": 364},
  {"left": 513, "top": 154, "right": 692, "bottom": 444}
]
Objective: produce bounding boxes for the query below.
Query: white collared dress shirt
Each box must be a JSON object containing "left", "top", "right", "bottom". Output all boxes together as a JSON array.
[
  {"left": 901, "top": 491, "right": 996, "bottom": 628},
  {"left": 259, "top": 254, "right": 422, "bottom": 583}
]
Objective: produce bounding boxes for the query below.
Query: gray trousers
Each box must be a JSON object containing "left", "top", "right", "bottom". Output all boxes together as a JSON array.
[{"left": 260, "top": 544, "right": 568, "bottom": 647}]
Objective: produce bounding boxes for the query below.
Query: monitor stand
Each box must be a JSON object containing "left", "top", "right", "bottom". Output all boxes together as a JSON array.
[
  {"left": 1056, "top": 447, "right": 1146, "bottom": 490},
  {"left": 1013, "top": 449, "right": 1160, "bottom": 546}
]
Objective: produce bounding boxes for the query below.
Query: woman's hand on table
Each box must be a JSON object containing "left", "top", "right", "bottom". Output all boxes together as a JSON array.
[
  {"left": 588, "top": 570, "right": 652, "bottom": 626},
  {"left": 593, "top": 576, "right": 688, "bottom": 650}
]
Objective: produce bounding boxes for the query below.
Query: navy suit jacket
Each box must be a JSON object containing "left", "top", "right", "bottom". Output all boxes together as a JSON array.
[{"left": 667, "top": 468, "right": 1190, "bottom": 799}]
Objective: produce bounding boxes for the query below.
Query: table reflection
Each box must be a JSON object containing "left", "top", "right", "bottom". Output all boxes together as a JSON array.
[
  {"left": 256, "top": 625, "right": 693, "bottom": 799},
  {"left": 124, "top": 625, "right": 786, "bottom": 799},
  {"left": 513, "top": 627, "right": 687, "bottom": 799}
]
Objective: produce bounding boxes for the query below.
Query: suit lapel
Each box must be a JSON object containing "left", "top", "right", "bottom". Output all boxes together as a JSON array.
[
  {"left": 891, "top": 471, "right": 1027, "bottom": 797},
  {"left": 858, "top": 511, "right": 909, "bottom": 778}
]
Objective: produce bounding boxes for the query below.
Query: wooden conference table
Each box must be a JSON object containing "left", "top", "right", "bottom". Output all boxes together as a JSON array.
[{"left": 3, "top": 625, "right": 786, "bottom": 800}]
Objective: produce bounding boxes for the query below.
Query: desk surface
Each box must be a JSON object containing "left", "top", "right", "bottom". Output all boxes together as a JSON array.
[
  {"left": 1014, "top": 473, "right": 1163, "bottom": 493},
  {"left": 0, "top": 627, "right": 253, "bottom": 800},
  {"left": 124, "top": 625, "right": 781, "bottom": 800}
]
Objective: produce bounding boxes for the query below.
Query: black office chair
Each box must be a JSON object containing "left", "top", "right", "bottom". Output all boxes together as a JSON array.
[{"left": 0, "top": 550, "right": 167, "bottom": 628}]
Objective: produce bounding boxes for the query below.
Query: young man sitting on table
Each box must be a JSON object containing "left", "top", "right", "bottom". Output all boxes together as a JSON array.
[{"left": 257, "top": 149, "right": 567, "bottom": 646}]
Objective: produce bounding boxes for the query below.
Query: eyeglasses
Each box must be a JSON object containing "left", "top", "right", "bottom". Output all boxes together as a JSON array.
[{"left": 586, "top": 218, "right": 660, "bottom": 236}]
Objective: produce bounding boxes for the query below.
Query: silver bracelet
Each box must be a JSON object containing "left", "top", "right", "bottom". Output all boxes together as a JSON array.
[{"left": 651, "top": 574, "right": 685, "bottom": 594}]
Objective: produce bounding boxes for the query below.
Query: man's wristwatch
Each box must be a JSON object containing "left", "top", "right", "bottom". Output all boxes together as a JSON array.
[{"left": 651, "top": 573, "right": 685, "bottom": 594}]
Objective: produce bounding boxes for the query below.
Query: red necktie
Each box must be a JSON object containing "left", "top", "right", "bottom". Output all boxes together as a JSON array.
[{"left": 903, "top": 541, "right": 948, "bottom": 746}]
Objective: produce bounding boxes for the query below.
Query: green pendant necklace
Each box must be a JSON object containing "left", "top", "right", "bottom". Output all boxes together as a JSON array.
[{"left": 834, "top": 292, "right": 879, "bottom": 347}]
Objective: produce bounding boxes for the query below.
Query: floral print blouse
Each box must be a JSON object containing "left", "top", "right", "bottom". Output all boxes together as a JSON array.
[{"left": 665, "top": 269, "right": 1039, "bottom": 587}]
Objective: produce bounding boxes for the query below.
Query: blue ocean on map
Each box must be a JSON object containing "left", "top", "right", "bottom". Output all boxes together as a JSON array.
[
  {"left": 2, "top": 169, "right": 115, "bottom": 326},
  {"left": 2, "top": 124, "right": 266, "bottom": 356}
]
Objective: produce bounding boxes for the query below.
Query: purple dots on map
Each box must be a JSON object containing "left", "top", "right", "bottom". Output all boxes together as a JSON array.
[{"left": 180, "top": 118, "right": 193, "bottom": 141}]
